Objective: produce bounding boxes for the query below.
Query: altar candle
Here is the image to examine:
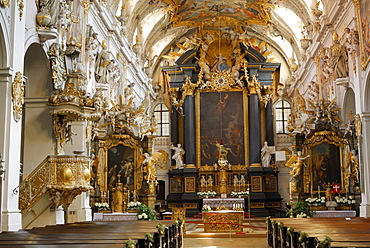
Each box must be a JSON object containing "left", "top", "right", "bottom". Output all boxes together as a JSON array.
[
  {"left": 289, "top": 182, "right": 292, "bottom": 201},
  {"left": 318, "top": 186, "right": 321, "bottom": 198},
  {"left": 25, "top": 173, "right": 28, "bottom": 182}
]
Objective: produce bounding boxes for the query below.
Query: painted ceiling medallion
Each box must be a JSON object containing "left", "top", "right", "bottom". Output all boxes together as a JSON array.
[{"left": 170, "top": 0, "right": 273, "bottom": 29}]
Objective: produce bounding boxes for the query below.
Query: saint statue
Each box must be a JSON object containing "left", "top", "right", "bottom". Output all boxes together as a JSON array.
[
  {"left": 95, "top": 41, "right": 111, "bottom": 84},
  {"left": 171, "top": 143, "right": 185, "bottom": 169},
  {"left": 261, "top": 141, "right": 271, "bottom": 167},
  {"left": 330, "top": 32, "right": 349, "bottom": 79}
]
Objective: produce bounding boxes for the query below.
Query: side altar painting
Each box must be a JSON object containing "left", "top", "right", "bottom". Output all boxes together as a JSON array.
[
  {"left": 286, "top": 91, "right": 361, "bottom": 200},
  {"left": 311, "top": 142, "right": 341, "bottom": 191},
  {"left": 198, "top": 91, "right": 246, "bottom": 166},
  {"left": 108, "top": 145, "right": 134, "bottom": 188}
]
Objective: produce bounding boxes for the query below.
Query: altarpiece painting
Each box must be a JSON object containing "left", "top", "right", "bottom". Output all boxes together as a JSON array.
[
  {"left": 107, "top": 144, "right": 134, "bottom": 188},
  {"left": 311, "top": 142, "right": 341, "bottom": 190},
  {"left": 197, "top": 91, "right": 247, "bottom": 166}
]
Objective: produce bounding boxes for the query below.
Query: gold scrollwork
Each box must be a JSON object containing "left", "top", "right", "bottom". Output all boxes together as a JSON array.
[
  {"left": 17, "top": 0, "right": 24, "bottom": 20},
  {"left": 0, "top": 0, "right": 10, "bottom": 8},
  {"left": 19, "top": 156, "right": 92, "bottom": 212},
  {"left": 12, "top": 72, "right": 24, "bottom": 123}
]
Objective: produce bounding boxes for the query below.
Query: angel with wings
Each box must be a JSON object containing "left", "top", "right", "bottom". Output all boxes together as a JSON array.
[{"left": 285, "top": 151, "right": 310, "bottom": 179}]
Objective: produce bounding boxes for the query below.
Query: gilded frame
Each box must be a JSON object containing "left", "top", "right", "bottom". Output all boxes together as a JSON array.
[
  {"left": 304, "top": 131, "right": 347, "bottom": 194},
  {"left": 354, "top": 0, "right": 370, "bottom": 70},
  {"left": 195, "top": 89, "right": 249, "bottom": 168},
  {"left": 185, "top": 177, "right": 196, "bottom": 192},
  {"left": 170, "top": 177, "right": 183, "bottom": 193},
  {"left": 96, "top": 135, "right": 142, "bottom": 198}
]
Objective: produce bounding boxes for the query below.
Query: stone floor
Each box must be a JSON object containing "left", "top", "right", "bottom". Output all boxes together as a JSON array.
[{"left": 183, "top": 217, "right": 268, "bottom": 248}]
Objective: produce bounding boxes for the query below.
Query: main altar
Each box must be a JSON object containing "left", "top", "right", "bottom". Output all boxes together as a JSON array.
[{"left": 164, "top": 34, "right": 283, "bottom": 217}]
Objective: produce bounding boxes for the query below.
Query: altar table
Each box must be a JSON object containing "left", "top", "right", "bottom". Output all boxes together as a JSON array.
[
  {"left": 203, "top": 198, "right": 245, "bottom": 210},
  {"left": 203, "top": 210, "right": 244, "bottom": 233}
]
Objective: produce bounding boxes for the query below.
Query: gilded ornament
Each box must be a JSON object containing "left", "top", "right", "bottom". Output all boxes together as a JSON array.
[
  {"left": 19, "top": 156, "right": 91, "bottom": 213},
  {"left": 354, "top": 114, "right": 362, "bottom": 137},
  {"left": 84, "top": 167, "right": 91, "bottom": 181},
  {"left": 61, "top": 167, "right": 73, "bottom": 182},
  {"left": 17, "top": 0, "right": 24, "bottom": 20},
  {"left": 12, "top": 71, "right": 24, "bottom": 123},
  {"left": 0, "top": 0, "right": 9, "bottom": 7}
]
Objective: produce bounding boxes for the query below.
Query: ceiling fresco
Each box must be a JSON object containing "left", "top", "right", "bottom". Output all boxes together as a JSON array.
[
  {"left": 125, "top": 0, "right": 316, "bottom": 84},
  {"left": 173, "top": 0, "right": 272, "bottom": 28}
]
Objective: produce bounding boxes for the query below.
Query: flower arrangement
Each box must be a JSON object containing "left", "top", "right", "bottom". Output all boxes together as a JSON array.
[
  {"left": 335, "top": 196, "right": 356, "bottom": 206},
  {"left": 127, "top": 201, "right": 141, "bottom": 210},
  {"left": 231, "top": 191, "right": 249, "bottom": 197},
  {"left": 296, "top": 212, "right": 310, "bottom": 218},
  {"left": 137, "top": 203, "right": 157, "bottom": 220},
  {"left": 305, "top": 197, "right": 326, "bottom": 206},
  {"left": 95, "top": 202, "right": 110, "bottom": 210},
  {"left": 286, "top": 201, "right": 314, "bottom": 218},
  {"left": 202, "top": 204, "right": 212, "bottom": 212},
  {"left": 197, "top": 191, "right": 216, "bottom": 198}
]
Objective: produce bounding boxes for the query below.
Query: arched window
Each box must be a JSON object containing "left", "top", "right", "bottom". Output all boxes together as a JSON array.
[
  {"left": 275, "top": 100, "right": 291, "bottom": 134},
  {"left": 154, "top": 103, "right": 169, "bottom": 136}
]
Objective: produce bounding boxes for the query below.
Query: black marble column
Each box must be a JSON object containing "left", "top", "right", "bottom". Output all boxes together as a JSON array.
[
  {"left": 265, "top": 101, "right": 274, "bottom": 146},
  {"left": 170, "top": 106, "right": 179, "bottom": 167},
  {"left": 248, "top": 94, "right": 262, "bottom": 164},
  {"left": 183, "top": 95, "right": 196, "bottom": 165}
]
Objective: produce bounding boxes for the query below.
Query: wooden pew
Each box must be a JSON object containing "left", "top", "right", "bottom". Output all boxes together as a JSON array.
[
  {"left": 269, "top": 218, "right": 370, "bottom": 248},
  {"left": 0, "top": 220, "right": 183, "bottom": 248}
]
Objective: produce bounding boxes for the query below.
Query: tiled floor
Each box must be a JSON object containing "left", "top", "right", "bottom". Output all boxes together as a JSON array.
[{"left": 183, "top": 218, "right": 268, "bottom": 247}]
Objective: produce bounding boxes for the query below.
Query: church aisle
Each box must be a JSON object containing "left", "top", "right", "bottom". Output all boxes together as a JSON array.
[
  {"left": 183, "top": 217, "right": 267, "bottom": 247},
  {"left": 183, "top": 237, "right": 267, "bottom": 248}
]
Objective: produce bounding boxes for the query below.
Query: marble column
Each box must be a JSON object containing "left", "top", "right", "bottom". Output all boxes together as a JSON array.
[
  {"left": 183, "top": 95, "right": 196, "bottom": 165},
  {"left": 360, "top": 112, "right": 370, "bottom": 217},
  {"left": 170, "top": 106, "right": 179, "bottom": 167},
  {"left": 248, "top": 94, "right": 262, "bottom": 164},
  {"left": 265, "top": 101, "right": 274, "bottom": 146},
  {"left": 0, "top": 68, "right": 22, "bottom": 231}
]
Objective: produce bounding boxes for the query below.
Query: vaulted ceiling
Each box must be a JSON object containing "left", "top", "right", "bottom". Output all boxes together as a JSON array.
[{"left": 119, "top": 0, "right": 320, "bottom": 82}]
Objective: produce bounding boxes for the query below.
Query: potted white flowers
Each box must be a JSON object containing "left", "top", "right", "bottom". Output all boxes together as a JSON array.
[
  {"left": 202, "top": 204, "right": 212, "bottom": 212},
  {"left": 94, "top": 202, "right": 110, "bottom": 212},
  {"left": 305, "top": 197, "right": 326, "bottom": 206},
  {"left": 335, "top": 196, "right": 356, "bottom": 210},
  {"left": 231, "top": 191, "right": 249, "bottom": 198},
  {"left": 197, "top": 191, "right": 216, "bottom": 198}
]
